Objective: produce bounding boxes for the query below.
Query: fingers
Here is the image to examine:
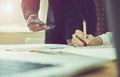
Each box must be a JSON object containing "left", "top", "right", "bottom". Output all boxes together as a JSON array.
[
  {"left": 71, "top": 30, "right": 96, "bottom": 47},
  {"left": 74, "top": 30, "right": 86, "bottom": 44},
  {"left": 27, "top": 14, "right": 50, "bottom": 32},
  {"left": 72, "top": 34, "right": 84, "bottom": 47},
  {"left": 85, "top": 34, "right": 94, "bottom": 44},
  {"left": 71, "top": 30, "right": 85, "bottom": 47},
  {"left": 28, "top": 24, "right": 49, "bottom": 32},
  {"left": 71, "top": 30, "right": 102, "bottom": 46},
  {"left": 28, "top": 14, "right": 38, "bottom": 19},
  {"left": 75, "top": 30, "right": 84, "bottom": 40}
]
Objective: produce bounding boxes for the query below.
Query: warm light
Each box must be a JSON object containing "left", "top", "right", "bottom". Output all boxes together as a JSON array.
[
  {"left": 4, "top": 4, "right": 14, "bottom": 13},
  {"left": 0, "top": 0, "right": 30, "bottom": 28},
  {"left": 0, "top": 1, "right": 14, "bottom": 14}
]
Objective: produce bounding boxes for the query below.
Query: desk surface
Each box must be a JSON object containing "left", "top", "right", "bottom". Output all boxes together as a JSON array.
[{"left": 80, "top": 61, "right": 118, "bottom": 77}]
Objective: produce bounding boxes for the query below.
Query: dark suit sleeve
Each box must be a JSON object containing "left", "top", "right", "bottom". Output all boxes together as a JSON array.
[{"left": 21, "top": 0, "right": 40, "bottom": 19}]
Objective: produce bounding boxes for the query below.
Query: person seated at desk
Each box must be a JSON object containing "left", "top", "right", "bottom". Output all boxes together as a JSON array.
[{"left": 72, "top": 30, "right": 113, "bottom": 46}]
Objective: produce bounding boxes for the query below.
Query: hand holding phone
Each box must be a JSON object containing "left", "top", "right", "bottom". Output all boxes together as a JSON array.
[
  {"left": 27, "top": 13, "right": 56, "bottom": 30},
  {"left": 26, "top": 18, "right": 46, "bottom": 26}
]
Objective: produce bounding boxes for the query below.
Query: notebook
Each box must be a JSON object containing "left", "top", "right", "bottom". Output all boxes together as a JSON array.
[
  {"left": 58, "top": 45, "right": 117, "bottom": 60},
  {"left": 4, "top": 44, "right": 116, "bottom": 60},
  {"left": 0, "top": 51, "right": 108, "bottom": 77}
]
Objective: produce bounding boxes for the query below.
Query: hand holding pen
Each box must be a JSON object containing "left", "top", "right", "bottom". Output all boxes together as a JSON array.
[
  {"left": 71, "top": 29, "right": 103, "bottom": 47},
  {"left": 71, "top": 20, "right": 103, "bottom": 47},
  {"left": 72, "top": 20, "right": 87, "bottom": 47}
]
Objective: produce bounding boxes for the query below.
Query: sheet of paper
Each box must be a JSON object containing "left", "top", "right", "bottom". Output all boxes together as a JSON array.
[{"left": 0, "top": 44, "right": 117, "bottom": 60}]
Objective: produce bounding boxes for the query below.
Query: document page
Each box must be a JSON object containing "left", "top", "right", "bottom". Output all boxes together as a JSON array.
[{"left": 0, "top": 44, "right": 117, "bottom": 60}]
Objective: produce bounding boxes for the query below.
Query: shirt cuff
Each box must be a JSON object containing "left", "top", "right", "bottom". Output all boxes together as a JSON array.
[{"left": 98, "top": 33, "right": 111, "bottom": 44}]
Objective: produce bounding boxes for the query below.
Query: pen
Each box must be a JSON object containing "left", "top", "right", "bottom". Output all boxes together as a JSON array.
[{"left": 83, "top": 20, "right": 87, "bottom": 46}]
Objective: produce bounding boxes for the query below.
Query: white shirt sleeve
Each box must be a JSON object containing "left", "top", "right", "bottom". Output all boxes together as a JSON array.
[{"left": 98, "top": 32, "right": 113, "bottom": 44}]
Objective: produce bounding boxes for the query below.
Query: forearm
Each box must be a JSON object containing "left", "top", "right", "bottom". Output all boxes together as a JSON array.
[{"left": 21, "top": 0, "right": 40, "bottom": 19}]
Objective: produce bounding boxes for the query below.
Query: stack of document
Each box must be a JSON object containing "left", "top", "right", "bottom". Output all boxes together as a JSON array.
[{"left": 0, "top": 44, "right": 117, "bottom": 60}]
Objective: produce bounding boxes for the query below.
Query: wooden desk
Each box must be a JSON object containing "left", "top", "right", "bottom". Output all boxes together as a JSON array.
[{"left": 79, "top": 61, "right": 118, "bottom": 77}]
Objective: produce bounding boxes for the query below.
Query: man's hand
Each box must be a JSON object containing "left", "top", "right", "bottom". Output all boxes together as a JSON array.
[
  {"left": 72, "top": 30, "right": 103, "bottom": 47},
  {"left": 27, "top": 14, "right": 49, "bottom": 32}
]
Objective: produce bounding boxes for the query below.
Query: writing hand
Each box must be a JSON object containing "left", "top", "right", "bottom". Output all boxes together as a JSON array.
[{"left": 72, "top": 30, "right": 103, "bottom": 47}]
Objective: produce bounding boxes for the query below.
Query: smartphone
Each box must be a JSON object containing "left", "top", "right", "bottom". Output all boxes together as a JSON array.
[
  {"left": 26, "top": 18, "right": 46, "bottom": 26},
  {"left": 26, "top": 18, "right": 56, "bottom": 29}
]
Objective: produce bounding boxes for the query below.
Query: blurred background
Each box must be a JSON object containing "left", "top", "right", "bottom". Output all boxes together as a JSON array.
[
  {"left": 0, "top": 0, "right": 109, "bottom": 44},
  {"left": 0, "top": 0, "right": 48, "bottom": 44}
]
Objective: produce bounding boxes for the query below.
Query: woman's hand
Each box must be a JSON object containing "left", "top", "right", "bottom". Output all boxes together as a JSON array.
[{"left": 72, "top": 30, "right": 103, "bottom": 47}]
